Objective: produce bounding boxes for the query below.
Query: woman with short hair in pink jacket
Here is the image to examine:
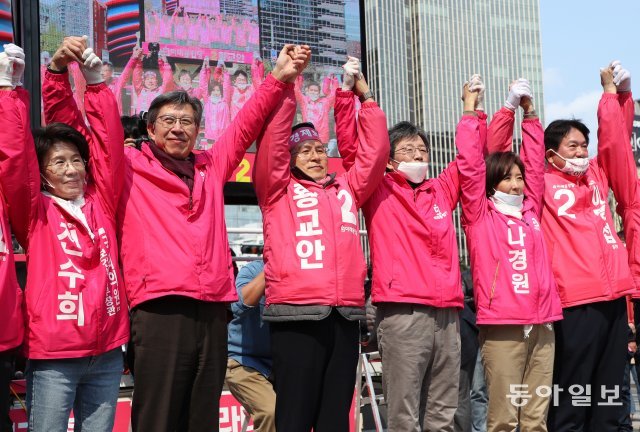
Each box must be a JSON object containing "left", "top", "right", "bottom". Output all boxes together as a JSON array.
[
  {"left": 457, "top": 77, "right": 562, "bottom": 432},
  {"left": 0, "top": 39, "right": 128, "bottom": 431}
]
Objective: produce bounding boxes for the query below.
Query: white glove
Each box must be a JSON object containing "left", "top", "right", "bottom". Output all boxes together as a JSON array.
[
  {"left": 611, "top": 60, "right": 631, "bottom": 93},
  {"left": 0, "top": 52, "right": 14, "bottom": 88},
  {"left": 217, "top": 53, "right": 225, "bottom": 67},
  {"left": 505, "top": 78, "right": 532, "bottom": 111},
  {"left": 81, "top": 47, "right": 104, "bottom": 85},
  {"left": 3, "top": 44, "right": 24, "bottom": 87},
  {"left": 341, "top": 56, "right": 360, "bottom": 91},
  {"left": 468, "top": 74, "right": 485, "bottom": 111}
]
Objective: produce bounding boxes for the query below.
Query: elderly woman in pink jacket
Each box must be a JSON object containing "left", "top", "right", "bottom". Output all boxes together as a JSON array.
[{"left": 457, "top": 77, "right": 562, "bottom": 432}]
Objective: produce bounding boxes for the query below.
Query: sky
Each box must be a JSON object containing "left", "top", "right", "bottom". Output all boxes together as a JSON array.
[{"left": 540, "top": 0, "right": 640, "bottom": 153}]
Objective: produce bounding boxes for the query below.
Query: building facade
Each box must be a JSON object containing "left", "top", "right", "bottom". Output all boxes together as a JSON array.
[{"left": 364, "top": 0, "right": 545, "bottom": 265}]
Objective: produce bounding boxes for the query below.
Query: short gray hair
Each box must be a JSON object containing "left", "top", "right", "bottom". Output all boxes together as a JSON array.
[{"left": 147, "top": 91, "right": 203, "bottom": 127}]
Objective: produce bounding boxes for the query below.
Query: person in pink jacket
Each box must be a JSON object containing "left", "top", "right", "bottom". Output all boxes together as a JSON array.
[
  {"left": 487, "top": 66, "right": 634, "bottom": 431},
  {"left": 219, "top": 57, "right": 264, "bottom": 121},
  {"left": 203, "top": 80, "right": 230, "bottom": 145},
  {"left": 0, "top": 47, "right": 23, "bottom": 425},
  {"left": 252, "top": 53, "right": 389, "bottom": 431},
  {"left": 0, "top": 187, "right": 22, "bottom": 432},
  {"left": 130, "top": 48, "right": 173, "bottom": 115},
  {"left": 294, "top": 74, "right": 338, "bottom": 144},
  {"left": 334, "top": 57, "right": 468, "bottom": 432},
  {"left": 0, "top": 40, "right": 129, "bottom": 431},
  {"left": 112, "top": 45, "right": 306, "bottom": 432},
  {"left": 460, "top": 77, "right": 562, "bottom": 432}
]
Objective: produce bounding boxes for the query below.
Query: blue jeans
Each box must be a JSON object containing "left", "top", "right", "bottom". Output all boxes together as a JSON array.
[{"left": 26, "top": 348, "right": 122, "bottom": 432}]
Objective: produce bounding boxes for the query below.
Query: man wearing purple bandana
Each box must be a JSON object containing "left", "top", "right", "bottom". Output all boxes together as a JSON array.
[{"left": 252, "top": 54, "right": 389, "bottom": 431}]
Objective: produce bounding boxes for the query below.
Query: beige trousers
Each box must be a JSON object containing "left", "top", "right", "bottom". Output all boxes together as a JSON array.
[
  {"left": 225, "top": 358, "right": 276, "bottom": 432},
  {"left": 479, "top": 324, "right": 555, "bottom": 432}
]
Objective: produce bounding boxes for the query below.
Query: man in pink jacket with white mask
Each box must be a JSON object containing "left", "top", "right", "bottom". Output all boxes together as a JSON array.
[{"left": 337, "top": 60, "right": 482, "bottom": 432}]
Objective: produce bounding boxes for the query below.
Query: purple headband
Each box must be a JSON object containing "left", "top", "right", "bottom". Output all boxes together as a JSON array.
[{"left": 288, "top": 126, "right": 320, "bottom": 151}]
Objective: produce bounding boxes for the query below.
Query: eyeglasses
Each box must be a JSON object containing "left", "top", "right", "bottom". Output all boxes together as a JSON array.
[
  {"left": 294, "top": 146, "right": 328, "bottom": 159},
  {"left": 394, "top": 146, "right": 429, "bottom": 156},
  {"left": 45, "top": 158, "right": 86, "bottom": 174},
  {"left": 155, "top": 115, "right": 196, "bottom": 129}
]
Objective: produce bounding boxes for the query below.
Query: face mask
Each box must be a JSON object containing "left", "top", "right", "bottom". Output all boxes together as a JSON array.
[
  {"left": 210, "top": 95, "right": 222, "bottom": 104},
  {"left": 550, "top": 150, "right": 589, "bottom": 176},
  {"left": 236, "top": 82, "right": 248, "bottom": 91},
  {"left": 41, "top": 174, "right": 55, "bottom": 190},
  {"left": 394, "top": 161, "right": 428, "bottom": 183},
  {"left": 492, "top": 189, "right": 524, "bottom": 208},
  {"left": 308, "top": 94, "right": 320, "bottom": 102}
]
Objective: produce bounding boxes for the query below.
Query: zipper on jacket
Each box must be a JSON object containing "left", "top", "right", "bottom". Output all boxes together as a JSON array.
[
  {"left": 325, "top": 188, "right": 340, "bottom": 306},
  {"left": 189, "top": 194, "right": 193, "bottom": 211},
  {"left": 489, "top": 260, "right": 500, "bottom": 309}
]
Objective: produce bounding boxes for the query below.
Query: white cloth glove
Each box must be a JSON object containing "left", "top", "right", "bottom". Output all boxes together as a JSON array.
[
  {"left": 217, "top": 53, "right": 225, "bottom": 67},
  {"left": 611, "top": 60, "right": 631, "bottom": 92},
  {"left": 505, "top": 78, "right": 532, "bottom": 111},
  {"left": 81, "top": 47, "right": 104, "bottom": 85},
  {"left": 468, "top": 74, "right": 485, "bottom": 111},
  {"left": 341, "top": 56, "right": 360, "bottom": 91},
  {"left": 0, "top": 52, "right": 14, "bottom": 88},
  {"left": 3, "top": 44, "right": 24, "bottom": 87}
]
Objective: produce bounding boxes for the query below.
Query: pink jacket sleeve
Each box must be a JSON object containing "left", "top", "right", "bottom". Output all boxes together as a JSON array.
[
  {"left": 0, "top": 90, "right": 39, "bottom": 248},
  {"left": 343, "top": 101, "right": 389, "bottom": 207},
  {"left": 42, "top": 70, "right": 92, "bottom": 146},
  {"left": 520, "top": 117, "right": 546, "bottom": 218},
  {"left": 69, "top": 62, "right": 87, "bottom": 117},
  {"left": 294, "top": 74, "right": 306, "bottom": 106},
  {"left": 222, "top": 68, "right": 233, "bottom": 105},
  {"left": 333, "top": 89, "right": 358, "bottom": 170},
  {"left": 194, "top": 64, "right": 209, "bottom": 99},
  {"left": 207, "top": 74, "right": 291, "bottom": 181},
  {"left": 159, "top": 57, "right": 175, "bottom": 93},
  {"left": 597, "top": 92, "right": 638, "bottom": 209},
  {"left": 456, "top": 114, "right": 486, "bottom": 226},
  {"left": 251, "top": 59, "right": 264, "bottom": 89},
  {"left": 114, "top": 55, "right": 138, "bottom": 113},
  {"left": 132, "top": 60, "right": 143, "bottom": 94},
  {"left": 487, "top": 107, "right": 515, "bottom": 154},
  {"left": 253, "top": 87, "right": 296, "bottom": 208},
  {"left": 620, "top": 91, "right": 635, "bottom": 138},
  {"left": 84, "top": 83, "right": 125, "bottom": 218}
]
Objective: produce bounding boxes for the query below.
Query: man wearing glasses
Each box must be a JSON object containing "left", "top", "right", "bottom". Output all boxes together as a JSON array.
[
  {"left": 338, "top": 111, "right": 485, "bottom": 430},
  {"left": 114, "top": 45, "right": 309, "bottom": 432}
]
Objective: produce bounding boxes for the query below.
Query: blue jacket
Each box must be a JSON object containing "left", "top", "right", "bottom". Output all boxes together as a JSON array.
[{"left": 227, "top": 260, "right": 271, "bottom": 376}]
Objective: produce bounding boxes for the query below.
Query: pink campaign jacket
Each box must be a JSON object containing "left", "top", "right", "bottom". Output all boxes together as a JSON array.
[
  {"left": 488, "top": 104, "right": 634, "bottom": 308},
  {"left": 596, "top": 92, "right": 640, "bottom": 297},
  {"left": 0, "top": 75, "right": 129, "bottom": 359},
  {"left": 253, "top": 89, "right": 389, "bottom": 307},
  {"left": 118, "top": 74, "right": 290, "bottom": 308},
  {"left": 0, "top": 192, "right": 23, "bottom": 352},
  {"left": 459, "top": 111, "right": 562, "bottom": 324},
  {"left": 335, "top": 93, "right": 478, "bottom": 308}
]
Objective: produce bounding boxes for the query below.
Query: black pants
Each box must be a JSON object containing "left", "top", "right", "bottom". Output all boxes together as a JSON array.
[
  {"left": 548, "top": 298, "right": 627, "bottom": 432},
  {"left": 270, "top": 310, "right": 359, "bottom": 432},
  {"left": 130, "top": 296, "right": 228, "bottom": 432},
  {"left": 0, "top": 351, "right": 14, "bottom": 432}
]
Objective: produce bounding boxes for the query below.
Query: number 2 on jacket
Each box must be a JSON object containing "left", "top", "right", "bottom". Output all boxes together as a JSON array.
[{"left": 337, "top": 190, "right": 357, "bottom": 225}]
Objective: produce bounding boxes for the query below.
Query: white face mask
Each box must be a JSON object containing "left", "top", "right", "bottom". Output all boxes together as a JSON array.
[
  {"left": 492, "top": 189, "right": 524, "bottom": 208},
  {"left": 550, "top": 150, "right": 589, "bottom": 176},
  {"left": 308, "top": 94, "right": 320, "bottom": 102},
  {"left": 235, "top": 82, "right": 248, "bottom": 91},
  {"left": 394, "top": 161, "right": 428, "bottom": 183},
  {"left": 210, "top": 95, "right": 222, "bottom": 104}
]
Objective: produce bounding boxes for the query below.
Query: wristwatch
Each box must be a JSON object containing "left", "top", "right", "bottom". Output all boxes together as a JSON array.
[{"left": 359, "top": 90, "right": 374, "bottom": 103}]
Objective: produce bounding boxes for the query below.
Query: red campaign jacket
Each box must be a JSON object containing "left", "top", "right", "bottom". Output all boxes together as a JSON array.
[
  {"left": 0, "top": 192, "right": 23, "bottom": 352},
  {"left": 117, "top": 74, "right": 290, "bottom": 308},
  {"left": 488, "top": 103, "right": 634, "bottom": 308},
  {"left": 253, "top": 89, "right": 389, "bottom": 307},
  {"left": 461, "top": 113, "right": 562, "bottom": 324},
  {"left": 0, "top": 76, "right": 129, "bottom": 359},
  {"left": 596, "top": 92, "right": 640, "bottom": 298},
  {"left": 334, "top": 94, "right": 486, "bottom": 309}
]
